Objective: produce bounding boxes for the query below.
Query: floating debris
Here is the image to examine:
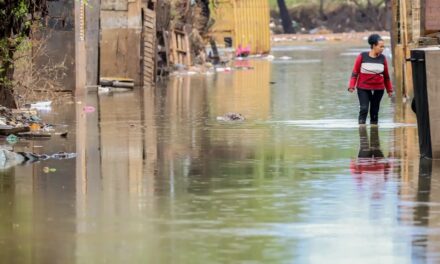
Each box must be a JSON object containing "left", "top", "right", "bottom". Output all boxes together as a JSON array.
[
  {"left": 83, "top": 106, "right": 96, "bottom": 113},
  {"left": 28, "top": 101, "right": 52, "bottom": 111},
  {"left": 0, "top": 149, "right": 77, "bottom": 170},
  {"left": 216, "top": 113, "right": 245, "bottom": 121},
  {"left": 6, "top": 134, "right": 18, "bottom": 144},
  {"left": 99, "top": 77, "right": 135, "bottom": 88},
  {"left": 0, "top": 105, "right": 64, "bottom": 139}
]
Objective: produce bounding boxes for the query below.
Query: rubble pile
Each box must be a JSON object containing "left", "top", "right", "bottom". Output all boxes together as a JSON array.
[
  {"left": 0, "top": 104, "right": 64, "bottom": 139},
  {"left": 0, "top": 106, "right": 43, "bottom": 130}
]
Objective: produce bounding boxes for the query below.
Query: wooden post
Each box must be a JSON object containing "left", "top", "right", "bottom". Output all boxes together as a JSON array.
[
  {"left": 400, "top": 0, "right": 414, "bottom": 99},
  {"left": 75, "top": 0, "right": 86, "bottom": 95},
  {"left": 143, "top": 7, "right": 156, "bottom": 86}
]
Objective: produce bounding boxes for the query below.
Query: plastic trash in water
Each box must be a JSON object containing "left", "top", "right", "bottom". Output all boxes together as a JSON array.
[
  {"left": 265, "top": 55, "right": 275, "bottom": 60},
  {"left": 29, "top": 123, "right": 40, "bottom": 131},
  {"left": 43, "top": 167, "right": 57, "bottom": 173},
  {"left": 6, "top": 134, "right": 18, "bottom": 144},
  {"left": 83, "top": 106, "right": 95, "bottom": 113},
  {"left": 30, "top": 101, "right": 52, "bottom": 111},
  {"left": 30, "top": 115, "right": 41, "bottom": 122},
  {"left": 98, "top": 87, "right": 110, "bottom": 93},
  {"left": 51, "top": 152, "right": 77, "bottom": 159}
]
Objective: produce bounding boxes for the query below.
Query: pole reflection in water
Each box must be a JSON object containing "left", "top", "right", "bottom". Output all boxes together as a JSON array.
[{"left": 409, "top": 159, "right": 440, "bottom": 262}]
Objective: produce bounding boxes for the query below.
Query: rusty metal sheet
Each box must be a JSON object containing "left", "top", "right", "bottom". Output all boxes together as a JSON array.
[
  {"left": 426, "top": 0, "right": 440, "bottom": 30},
  {"left": 210, "top": 0, "right": 271, "bottom": 54}
]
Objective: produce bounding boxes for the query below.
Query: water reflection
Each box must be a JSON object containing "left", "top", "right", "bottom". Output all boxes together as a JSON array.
[
  {"left": 1, "top": 44, "right": 435, "bottom": 263},
  {"left": 407, "top": 159, "right": 440, "bottom": 262},
  {"left": 351, "top": 126, "right": 391, "bottom": 199}
]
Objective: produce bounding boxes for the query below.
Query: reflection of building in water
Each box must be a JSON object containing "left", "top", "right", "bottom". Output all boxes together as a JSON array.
[
  {"left": 154, "top": 77, "right": 210, "bottom": 194},
  {"left": 398, "top": 160, "right": 440, "bottom": 262},
  {"left": 210, "top": 60, "right": 271, "bottom": 120},
  {"left": 74, "top": 91, "right": 153, "bottom": 262},
  {"left": 393, "top": 100, "right": 419, "bottom": 215},
  {"left": 393, "top": 97, "right": 418, "bottom": 197}
]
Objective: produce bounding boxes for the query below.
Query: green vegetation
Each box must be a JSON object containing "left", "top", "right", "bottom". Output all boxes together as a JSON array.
[{"left": 0, "top": 0, "right": 47, "bottom": 108}]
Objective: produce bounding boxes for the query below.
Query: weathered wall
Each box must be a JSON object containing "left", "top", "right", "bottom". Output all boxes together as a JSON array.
[
  {"left": 86, "top": 0, "right": 101, "bottom": 85},
  {"left": 42, "top": 0, "right": 76, "bottom": 91},
  {"left": 425, "top": 48, "right": 440, "bottom": 159},
  {"left": 100, "top": 0, "right": 143, "bottom": 85}
]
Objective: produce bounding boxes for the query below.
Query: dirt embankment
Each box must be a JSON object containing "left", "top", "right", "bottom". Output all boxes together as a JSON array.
[{"left": 271, "top": 3, "right": 389, "bottom": 34}]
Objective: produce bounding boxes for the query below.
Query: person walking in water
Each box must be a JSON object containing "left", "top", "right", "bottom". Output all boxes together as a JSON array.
[{"left": 348, "top": 34, "right": 393, "bottom": 125}]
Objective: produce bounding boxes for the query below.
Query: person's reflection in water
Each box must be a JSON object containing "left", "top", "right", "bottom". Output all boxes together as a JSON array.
[{"left": 351, "top": 126, "right": 391, "bottom": 198}]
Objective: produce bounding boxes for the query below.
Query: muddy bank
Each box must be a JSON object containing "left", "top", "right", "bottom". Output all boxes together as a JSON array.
[{"left": 271, "top": 3, "right": 390, "bottom": 34}]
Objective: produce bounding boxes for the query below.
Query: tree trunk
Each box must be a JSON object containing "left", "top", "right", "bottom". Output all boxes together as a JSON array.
[
  {"left": 277, "top": 0, "right": 295, "bottom": 34},
  {"left": 0, "top": 46, "right": 17, "bottom": 109},
  {"left": 319, "top": 0, "right": 325, "bottom": 20}
]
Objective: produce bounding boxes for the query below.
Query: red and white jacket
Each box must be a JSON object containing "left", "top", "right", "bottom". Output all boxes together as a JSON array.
[{"left": 349, "top": 52, "right": 393, "bottom": 93}]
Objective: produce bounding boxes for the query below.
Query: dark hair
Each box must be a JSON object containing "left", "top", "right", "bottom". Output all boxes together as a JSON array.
[{"left": 368, "top": 34, "right": 383, "bottom": 48}]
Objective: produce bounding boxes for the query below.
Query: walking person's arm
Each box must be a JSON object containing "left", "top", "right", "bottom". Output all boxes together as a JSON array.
[
  {"left": 383, "top": 58, "right": 393, "bottom": 97},
  {"left": 348, "top": 54, "right": 362, "bottom": 93}
]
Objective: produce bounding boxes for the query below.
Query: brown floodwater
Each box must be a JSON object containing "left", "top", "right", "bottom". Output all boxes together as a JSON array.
[{"left": 1, "top": 43, "right": 437, "bottom": 264}]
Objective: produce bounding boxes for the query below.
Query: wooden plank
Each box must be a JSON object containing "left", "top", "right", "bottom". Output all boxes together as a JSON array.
[
  {"left": 0, "top": 127, "right": 30, "bottom": 136},
  {"left": 142, "top": 6, "right": 156, "bottom": 85}
]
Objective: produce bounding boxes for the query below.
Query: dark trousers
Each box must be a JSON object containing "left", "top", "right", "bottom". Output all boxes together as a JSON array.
[
  {"left": 358, "top": 125, "right": 384, "bottom": 158},
  {"left": 357, "top": 88, "right": 384, "bottom": 124}
]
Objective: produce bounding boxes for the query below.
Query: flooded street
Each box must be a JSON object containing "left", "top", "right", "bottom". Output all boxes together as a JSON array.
[{"left": 1, "top": 43, "right": 437, "bottom": 263}]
